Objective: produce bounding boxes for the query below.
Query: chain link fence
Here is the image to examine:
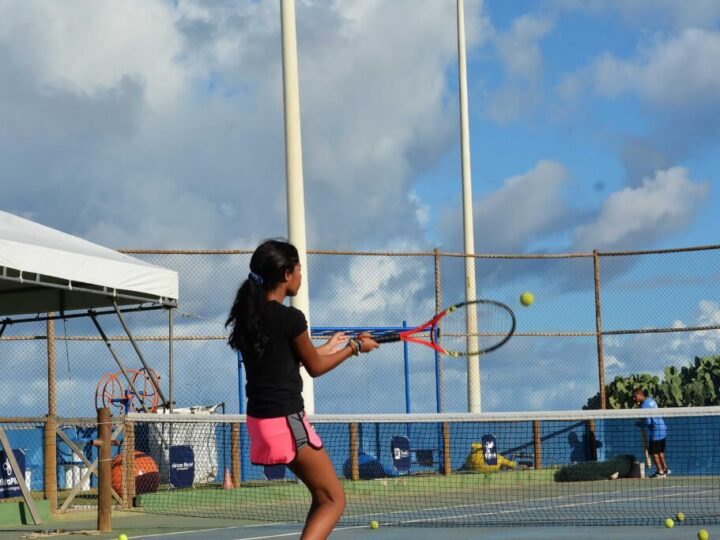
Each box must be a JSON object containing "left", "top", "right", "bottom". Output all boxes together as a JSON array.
[{"left": 2, "top": 245, "right": 719, "bottom": 419}]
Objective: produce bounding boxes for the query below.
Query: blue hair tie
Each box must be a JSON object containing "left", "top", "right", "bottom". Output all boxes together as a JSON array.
[{"left": 248, "top": 271, "right": 263, "bottom": 285}]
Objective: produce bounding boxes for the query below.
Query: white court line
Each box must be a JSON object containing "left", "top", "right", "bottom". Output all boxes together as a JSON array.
[
  {"left": 127, "top": 523, "right": 296, "bottom": 539},
  {"left": 129, "top": 527, "right": 253, "bottom": 539},
  {"left": 396, "top": 487, "right": 720, "bottom": 525},
  {"left": 123, "top": 522, "right": 367, "bottom": 540},
  {"left": 343, "top": 479, "right": 719, "bottom": 521},
  {"left": 229, "top": 525, "right": 368, "bottom": 540}
]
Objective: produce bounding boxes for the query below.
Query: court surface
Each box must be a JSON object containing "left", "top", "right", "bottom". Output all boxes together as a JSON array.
[{"left": 2, "top": 504, "right": 718, "bottom": 540}]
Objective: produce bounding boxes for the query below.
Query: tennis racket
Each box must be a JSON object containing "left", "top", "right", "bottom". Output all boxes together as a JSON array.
[{"left": 373, "top": 299, "right": 516, "bottom": 357}]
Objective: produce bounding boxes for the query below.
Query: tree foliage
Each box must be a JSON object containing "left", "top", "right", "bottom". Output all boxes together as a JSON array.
[{"left": 584, "top": 355, "right": 720, "bottom": 409}]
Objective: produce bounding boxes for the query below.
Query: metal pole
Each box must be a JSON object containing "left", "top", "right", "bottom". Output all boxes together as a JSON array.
[
  {"left": 168, "top": 308, "right": 174, "bottom": 412},
  {"left": 593, "top": 250, "right": 607, "bottom": 409},
  {"left": 237, "top": 351, "right": 248, "bottom": 482},
  {"left": 434, "top": 248, "right": 444, "bottom": 413},
  {"left": 281, "top": 0, "right": 314, "bottom": 414},
  {"left": 457, "top": 0, "right": 480, "bottom": 412},
  {"left": 96, "top": 407, "right": 112, "bottom": 532},
  {"left": 403, "top": 321, "right": 411, "bottom": 414},
  {"left": 113, "top": 302, "right": 168, "bottom": 407},
  {"left": 45, "top": 316, "right": 57, "bottom": 512},
  {"left": 47, "top": 317, "right": 56, "bottom": 417},
  {"left": 90, "top": 314, "right": 150, "bottom": 414}
]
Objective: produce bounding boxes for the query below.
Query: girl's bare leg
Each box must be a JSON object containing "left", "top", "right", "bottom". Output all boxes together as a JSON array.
[{"left": 288, "top": 446, "right": 346, "bottom": 540}]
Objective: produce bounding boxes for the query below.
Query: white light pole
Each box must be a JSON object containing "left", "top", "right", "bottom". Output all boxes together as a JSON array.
[
  {"left": 281, "top": 0, "right": 314, "bottom": 413},
  {"left": 457, "top": 0, "right": 481, "bottom": 412}
]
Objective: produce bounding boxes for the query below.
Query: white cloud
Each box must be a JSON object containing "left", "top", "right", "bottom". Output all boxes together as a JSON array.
[
  {"left": 608, "top": 299, "right": 720, "bottom": 380},
  {"left": 0, "top": 0, "right": 185, "bottom": 110},
  {"left": 495, "top": 16, "right": 553, "bottom": 81},
  {"left": 560, "top": 28, "right": 720, "bottom": 108},
  {"left": 486, "top": 15, "right": 553, "bottom": 123},
  {"left": 573, "top": 167, "right": 709, "bottom": 251},
  {"left": 0, "top": 0, "right": 491, "bottom": 250},
  {"left": 441, "top": 160, "right": 570, "bottom": 252},
  {"left": 671, "top": 300, "right": 720, "bottom": 353}
]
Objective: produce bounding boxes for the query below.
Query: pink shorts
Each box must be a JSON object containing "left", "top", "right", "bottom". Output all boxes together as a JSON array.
[{"left": 247, "top": 411, "right": 323, "bottom": 465}]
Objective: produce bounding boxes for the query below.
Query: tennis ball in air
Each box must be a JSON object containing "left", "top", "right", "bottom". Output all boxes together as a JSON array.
[
  {"left": 664, "top": 518, "right": 674, "bottom": 528},
  {"left": 118, "top": 535, "right": 128, "bottom": 540},
  {"left": 370, "top": 520, "right": 379, "bottom": 529},
  {"left": 698, "top": 530, "right": 709, "bottom": 540},
  {"left": 520, "top": 291, "right": 534, "bottom": 307},
  {"left": 677, "top": 512, "right": 685, "bottom": 521}
]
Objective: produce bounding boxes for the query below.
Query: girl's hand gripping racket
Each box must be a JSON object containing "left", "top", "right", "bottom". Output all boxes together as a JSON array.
[{"left": 374, "top": 299, "right": 516, "bottom": 357}]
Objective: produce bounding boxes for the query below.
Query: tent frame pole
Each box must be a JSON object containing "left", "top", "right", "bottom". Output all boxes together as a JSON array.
[{"left": 112, "top": 302, "right": 169, "bottom": 408}]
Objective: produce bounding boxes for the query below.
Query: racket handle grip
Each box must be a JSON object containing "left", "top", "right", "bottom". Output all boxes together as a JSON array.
[{"left": 373, "top": 333, "right": 401, "bottom": 344}]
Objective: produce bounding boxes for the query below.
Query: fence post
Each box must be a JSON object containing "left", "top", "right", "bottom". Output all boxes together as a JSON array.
[
  {"left": 349, "top": 423, "right": 359, "bottom": 481},
  {"left": 96, "top": 408, "right": 112, "bottom": 532},
  {"left": 45, "top": 317, "right": 57, "bottom": 512},
  {"left": 593, "top": 250, "right": 607, "bottom": 409},
  {"left": 231, "top": 423, "right": 240, "bottom": 487},
  {"left": 533, "top": 420, "right": 542, "bottom": 470},
  {"left": 43, "top": 416, "right": 57, "bottom": 513},
  {"left": 123, "top": 418, "right": 135, "bottom": 508}
]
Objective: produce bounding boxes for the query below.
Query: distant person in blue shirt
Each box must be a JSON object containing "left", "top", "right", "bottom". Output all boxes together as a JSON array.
[{"left": 633, "top": 388, "right": 670, "bottom": 478}]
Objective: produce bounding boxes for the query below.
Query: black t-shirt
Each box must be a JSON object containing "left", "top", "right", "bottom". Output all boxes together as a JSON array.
[{"left": 242, "top": 301, "right": 308, "bottom": 418}]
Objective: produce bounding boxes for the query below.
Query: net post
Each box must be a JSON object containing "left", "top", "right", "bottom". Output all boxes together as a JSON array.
[
  {"left": 43, "top": 416, "right": 57, "bottom": 513},
  {"left": 231, "top": 423, "right": 240, "bottom": 487},
  {"left": 442, "top": 422, "right": 452, "bottom": 475},
  {"left": 123, "top": 418, "right": 135, "bottom": 508},
  {"left": 349, "top": 423, "right": 359, "bottom": 481},
  {"left": 96, "top": 407, "right": 112, "bottom": 532},
  {"left": 532, "top": 420, "right": 542, "bottom": 470}
]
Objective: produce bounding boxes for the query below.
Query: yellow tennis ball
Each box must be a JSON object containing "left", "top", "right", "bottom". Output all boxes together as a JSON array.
[
  {"left": 677, "top": 512, "right": 685, "bottom": 521},
  {"left": 698, "top": 530, "right": 709, "bottom": 540},
  {"left": 118, "top": 535, "right": 128, "bottom": 540},
  {"left": 664, "top": 518, "right": 674, "bottom": 528},
  {"left": 520, "top": 291, "right": 534, "bottom": 307},
  {"left": 369, "top": 520, "right": 379, "bottom": 529}
]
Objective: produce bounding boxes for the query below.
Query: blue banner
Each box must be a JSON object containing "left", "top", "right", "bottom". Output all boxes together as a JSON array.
[
  {"left": 169, "top": 445, "right": 194, "bottom": 489},
  {"left": 0, "top": 449, "right": 26, "bottom": 499}
]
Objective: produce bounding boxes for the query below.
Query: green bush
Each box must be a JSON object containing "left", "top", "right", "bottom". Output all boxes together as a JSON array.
[{"left": 585, "top": 355, "right": 720, "bottom": 409}]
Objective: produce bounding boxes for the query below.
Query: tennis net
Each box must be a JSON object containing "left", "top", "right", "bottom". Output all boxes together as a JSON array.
[{"left": 123, "top": 407, "right": 720, "bottom": 527}]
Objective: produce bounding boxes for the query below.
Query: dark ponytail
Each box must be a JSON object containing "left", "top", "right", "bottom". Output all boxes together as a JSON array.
[{"left": 226, "top": 239, "right": 300, "bottom": 358}]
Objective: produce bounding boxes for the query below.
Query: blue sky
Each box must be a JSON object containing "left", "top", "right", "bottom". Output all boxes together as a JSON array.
[{"left": 1, "top": 0, "right": 720, "bottom": 414}]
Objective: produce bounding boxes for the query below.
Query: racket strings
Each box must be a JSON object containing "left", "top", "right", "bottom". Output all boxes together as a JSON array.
[{"left": 439, "top": 302, "right": 515, "bottom": 356}]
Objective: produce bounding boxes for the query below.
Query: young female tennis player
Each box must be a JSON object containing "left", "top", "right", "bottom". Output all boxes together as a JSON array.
[{"left": 226, "top": 239, "right": 378, "bottom": 539}]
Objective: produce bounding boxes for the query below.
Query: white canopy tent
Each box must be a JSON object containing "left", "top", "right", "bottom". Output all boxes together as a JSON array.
[
  {"left": 0, "top": 210, "right": 178, "bottom": 315},
  {"left": 0, "top": 210, "right": 180, "bottom": 524}
]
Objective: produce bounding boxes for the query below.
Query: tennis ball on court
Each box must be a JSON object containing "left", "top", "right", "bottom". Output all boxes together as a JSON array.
[
  {"left": 677, "top": 512, "right": 685, "bottom": 521},
  {"left": 369, "top": 520, "right": 379, "bottom": 529},
  {"left": 664, "top": 518, "right": 674, "bottom": 528},
  {"left": 520, "top": 291, "right": 534, "bottom": 307},
  {"left": 698, "top": 530, "right": 709, "bottom": 540},
  {"left": 118, "top": 535, "right": 128, "bottom": 540}
]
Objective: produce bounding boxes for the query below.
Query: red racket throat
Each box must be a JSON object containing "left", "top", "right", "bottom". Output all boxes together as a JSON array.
[{"left": 373, "top": 300, "right": 516, "bottom": 357}]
